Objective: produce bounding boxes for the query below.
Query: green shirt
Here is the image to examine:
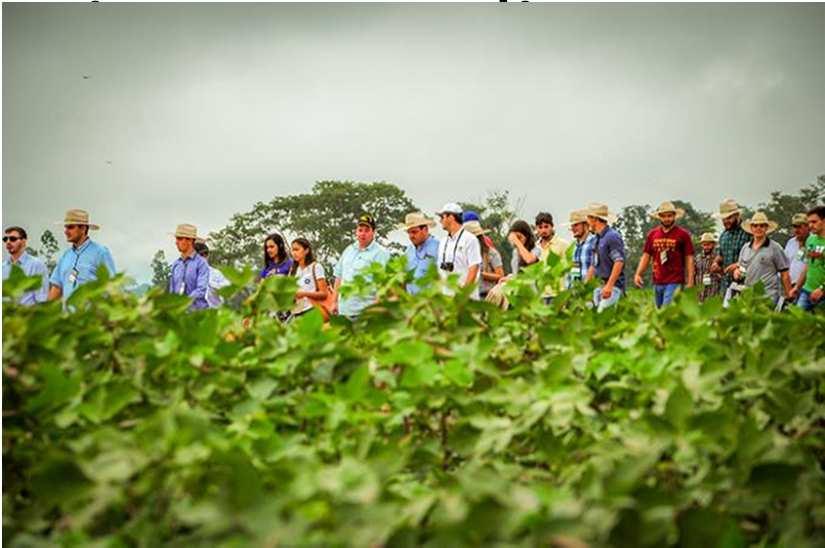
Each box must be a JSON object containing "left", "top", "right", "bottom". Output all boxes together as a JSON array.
[{"left": 803, "top": 233, "right": 825, "bottom": 293}]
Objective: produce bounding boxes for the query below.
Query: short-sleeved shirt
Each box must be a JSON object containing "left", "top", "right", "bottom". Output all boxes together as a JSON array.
[
  {"left": 293, "top": 262, "right": 326, "bottom": 314},
  {"left": 802, "top": 233, "right": 825, "bottom": 293},
  {"left": 719, "top": 225, "right": 751, "bottom": 287},
  {"left": 737, "top": 238, "right": 789, "bottom": 301},
  {"left": 334, "top": 240, "right": 391, "bottom": 317},
  {"left": 539, "top": 235, "right": 570, "bottom": 297},
  {"left": 568, "top": 234, "right": 595, "bottom": 285},
  {"left": 591, "top": 226, "right": 626, "bottom": 290},
  {"left": 510, "top": 244, "right": 543, "bottom": 275},
  {"left": 3, "top": 251, "right": 49, "bottom": 305},
  {"left": 260, "top": 259, "right": 293, "bottom": 279},
  {"left": 480, "top": 247, "right": 504, "bottom": 295},
  {"left": 642, "top": 225, "right": 695, "bottom": 285},
  {"left": 437, "top": 228, "right": 482, "bottom": 299},
  {"left": 784, "top": 237, "right": 808, "bottom": 285},
  {"left": 169, "top": 253, "right": 210, "bottom": 310},
  {"left": 50, "top": 239, "right": 116, "bottom": 302},
  {"left": 206, "top": 266, "right": 230, "bottom": 308},
  {"left": 405, "top": 235, "right": 440, "bottom": 295}
]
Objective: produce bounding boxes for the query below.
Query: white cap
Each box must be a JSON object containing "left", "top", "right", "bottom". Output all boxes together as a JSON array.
[{"left": 437, "top": 202, "right": 463, "bottom": 216}]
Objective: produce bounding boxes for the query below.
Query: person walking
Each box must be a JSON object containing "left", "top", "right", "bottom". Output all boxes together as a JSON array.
[
  {"left": 714, "top": 199, "right": 751, "bottom": 293},
  {"left": 585, "top": 203, "right": 626, "bottom": 312},
  {"left": 633, "top": 201, "right": 695, "bottom": 308},
  {"left": 436, "top": 203, "right": 482, "bottom": 299},
  {"left": 534, "top": 212, "right": 570, "bottom": 304},
  {"left": 401, "top": 212, "right": 440, "bottom": 295},
  {"left": 48, "top": 209, "right": 116, "bottom": 303},
  {"left": 784, "top": 213, "right": 810, "bottom": 293},
  {"left": 507, "top": 220, "right": 542, "bottom": 274},
  {"left": 694, "top": 232, "right": 722, "bottom": 303},
  {"left": 333, "top": 213, "right": 391, "bottom": 320},
  {"left": 168, "top": 224, "right": 210, "bottom": 310},
  {"left": 564, "top": 209, "right": 595, "bottom": 287},
  {"left": 790, "top": 206, "right": 825, "bottom": 311},
  {"left": 289, "top": 237, "right": 330, "bottom": 319},
  {"left": 465, "top": 220, "right": 504, "bottom": 299},
  {"left": 731, "top": 212, "right": 791, "bottom": 306},
  {"left": 3, "top": 226, "right": 48, "bottom": 305},
  {"left": 260, "top": 232, "right": 293, "bottom": 280},
  {"left": 194, "top": 240, "right": 230, "bottom": 309}
]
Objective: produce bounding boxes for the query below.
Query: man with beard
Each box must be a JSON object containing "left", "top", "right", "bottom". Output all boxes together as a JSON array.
[
  {"left": 633, "top": 202, "right": 695, "bottom": 307},
  {"left": 3, "top": 226, "right": 48, "bottom": 305},
  {"left": 713, "top": 199, "right": 751, "bottom": 294}
]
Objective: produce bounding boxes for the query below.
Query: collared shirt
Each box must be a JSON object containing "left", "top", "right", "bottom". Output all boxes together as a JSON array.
[
  {"left": 437, "top": 228, "right": 482, "bottom": 299},
  {"left": 3, "top": 251, "right": 49, "bottom": 305},
  {"left": 737, "top": 238, "right": 789, "bottom": 302},
  {"left": 405, "top": 235, "right": 440, "bottom": 295},
  {"left": 334, "top": 239, "right": 391, "bottom": 317},
  {"left": 718, "top": 224, "right": 751, "bottom": 288},
  {"left": 50, "top": 239, "right": 116, "bottom": 302},
  {"left": 569, "top": 233, "right": 595, "bottom": 285},
  {"left": 206, "top": 266, "right": 230, "bottom": 308},
  {"left": 538, "top": 234, "right": 570, "bottom": 297},
  {"left": 802, "top": 233, "right": 825, "bottom": 293},
  {"left": 784, "top": 236, "right": 807, "bottom": 285},
  {"left": 261, "top": 259, "right": 293, "bottom": 279},
  {"left": 694, "top": 249, "right": 722, "bottom": 303},
  {"left": 590, "top": 225, "right": 626, "bottom": 291},
  {"left": 169, "top": 252, "right": 210, "bottom": 310}
]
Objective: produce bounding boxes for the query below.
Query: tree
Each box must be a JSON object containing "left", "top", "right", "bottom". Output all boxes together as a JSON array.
[
  {"left": 459, "top": 190, "right": 523, "bottom": 273},
  {"left": 753, "top": 174, "right": 825, "bottom": 246},
  {"left": 209, "top": 181, "right": 418, "bottom": 271},
  {"left": 151, "top": 250, "right": 171, "bottom": 288},
  {"left": 37, "top": 230, "right": 60, "bottom": 270}
]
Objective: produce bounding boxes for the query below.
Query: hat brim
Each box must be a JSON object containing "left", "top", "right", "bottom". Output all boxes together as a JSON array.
[
  {"left": 713, "top": 209, "right": 741, "bottom": 220},
  {"left": 650, "top": 208, "right": 685, "bottom": 221},
  {"left": 398, "top": 219, "right": 437, "bottom": 231},
  {"left": 56, "top": 221, "right": 100, "bottom": 230},
  {"left": 170, "top": 232, "right": 197, "bottom": 239},
  {"left": 742, "top": 220, "right": 778, "bottom": 235},
  {"left": 587, "top": 213, "right": 618, "bottom": 224},
  {"left": 561, "top": 219, "right": 589, "bottom": 227}
]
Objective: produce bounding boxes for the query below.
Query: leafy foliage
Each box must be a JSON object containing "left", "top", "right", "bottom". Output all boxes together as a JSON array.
[
  {"left": 150, "top": 250, "right": 171, "bottom": 288},
  {"left": 3, "top": 249, "right": 824, "bottom": 547}
]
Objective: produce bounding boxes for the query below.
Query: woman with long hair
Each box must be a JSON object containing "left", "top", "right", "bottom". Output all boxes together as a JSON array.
[
  {"left": 260, "top": 232, "right": 293, "bottom": 279},
  {"left": 465, "top": 220, "right": 503, "bottom": 299},
  {"left": 289, "top": 237, "right": 330, "bottom": 318},
  {"left": 507, "top": 219, "right": 542, "bottom": 274}
]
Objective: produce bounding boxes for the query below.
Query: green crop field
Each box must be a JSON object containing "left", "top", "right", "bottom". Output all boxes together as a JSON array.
[{"left": 3, "top": 259, "right": 824, "bottom": 547}]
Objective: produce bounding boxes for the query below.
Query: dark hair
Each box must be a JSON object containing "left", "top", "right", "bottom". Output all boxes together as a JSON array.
[
  {"left": 194, "top": 242, "right": 209, "bottom": 256},
  {"left": 477, "top": 234, "right": 490, "bottom": 258},
  {"left": 263, "top": 233, "right": 289, "bottom": 267},
  {"left": 288, "top": 238, "right": 316, "bottom": 275},
  {"left": 442, "top": 212, "right": 462, "bottom": 224},
  {"left": 509, "top": 220, "right": 536, "bottom": 266},
  {"left": 535, "top": 212, "right": 554, "bottom": 226},
  {"left": 4, "top": 226, "right": 27, "bottom": 239},
  {"left": 807, "top": 205, "right": 825, "bottom": 220}
]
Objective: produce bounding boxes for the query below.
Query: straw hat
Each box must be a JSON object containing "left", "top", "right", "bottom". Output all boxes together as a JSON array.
[
  {"left": 742, "top": 212, "right": 778, "bottom": 235},
  {"left": 562, "top": 209, "right": 589, "bottom": 227},
  {"left": 699, "top": 232, "right": 718, "bottom": 244},
  {"left": 56, "top": 209, "right": 100, "bottom": 230},
  {"left": 713, "top": 198, "right": 742, "bottom": 220},
  {"left": 464, "top": 220, "right": 488, "bottom": 236},
  {"left": 398, "top": 211, "right": 436, "bottom": 230},
  {"left": 171, "top": 223, "right": 198, "bottom": 239},
  {"left": 791, "top": 213, "right": 808, "bottom": 226},
  {"left": 585, "top": 203, "right": 618, "bottom": 224},
  {"left": 650, "top": 201, "right": 685, "bottom": 221}
]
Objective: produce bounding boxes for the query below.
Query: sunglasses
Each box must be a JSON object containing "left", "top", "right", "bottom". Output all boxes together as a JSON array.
[{"left": 2, "top": 236, "right": 21, "bottom": 243}]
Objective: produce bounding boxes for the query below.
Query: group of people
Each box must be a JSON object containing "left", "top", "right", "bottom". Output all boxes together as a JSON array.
[{"left": 4, "top": 200, "right": 825, "bottom": 317}]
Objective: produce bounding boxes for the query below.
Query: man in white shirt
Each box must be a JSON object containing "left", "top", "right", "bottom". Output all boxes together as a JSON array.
[
  {"left": 784, "top": 213, "right": 810, "bottom": 290},
  {"left": 195, "top": 241, "right": 230, "bottom": 308},
  {"left": 436, "top": 203, "right": 482, "bottom": 299}
]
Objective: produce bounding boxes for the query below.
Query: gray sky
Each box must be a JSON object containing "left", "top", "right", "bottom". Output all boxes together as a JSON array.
[{"left": 3, "top": 2, "right": 824, "bottom": 283}]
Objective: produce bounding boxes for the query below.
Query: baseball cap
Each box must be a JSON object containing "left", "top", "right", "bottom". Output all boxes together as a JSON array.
[
  {"left": 357, "top": 213, "right": 376, "bottom": 229},
  {"left": 462, "top": 210, "right": 480, "bottom": 223},
  {"left": 437, "top": 203, "right": 463, "bottom": 217}
]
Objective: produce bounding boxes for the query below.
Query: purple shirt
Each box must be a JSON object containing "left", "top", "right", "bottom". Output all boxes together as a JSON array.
[
  {"left": 168, "top": 253, "right": 210, "bottom": 309},
  {"left": 591, "top": 226, "right": 626, "bottom": 290},
  {"left": 260, "top": 259, "right": 293, "bottom": 279}
]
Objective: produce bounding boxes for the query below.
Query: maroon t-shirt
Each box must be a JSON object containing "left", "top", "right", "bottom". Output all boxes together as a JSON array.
[{"left": 643, "top": 225, "right": 695, "bottom": 284}]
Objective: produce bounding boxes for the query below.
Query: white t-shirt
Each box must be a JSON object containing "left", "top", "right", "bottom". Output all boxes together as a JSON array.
[
  {"left": 206, "top": 266, "right": 230, "bottom": 308},
  {"left": 437, "top": 228, "right": 482, "bottom": 299},
  {"left": 293, "top": 262, "right": 325, "bottom": 314}
]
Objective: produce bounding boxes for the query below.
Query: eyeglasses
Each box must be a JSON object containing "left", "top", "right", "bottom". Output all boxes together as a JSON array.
[{"left": 2, "top": 236, "right": 21, "bottom": 243}]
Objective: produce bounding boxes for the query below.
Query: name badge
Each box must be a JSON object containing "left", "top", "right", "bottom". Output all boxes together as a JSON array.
[
  {"left": 570, "top": 266, "right": 582, "bottom": 278},
  {"left": 178, "top": 281, "right": 186, "bottom": 295},
  {"left": 659, "top": 250, "right": 668, "bottom": 264},
  {"left": 68, "top": 268, "right": 79, "bottom": 285},
  {"left": 702, "top": 274, "right": 712, "bottom": 286},
  {"left": 797, "top": 249, "right": 805, "bottom": 260}
]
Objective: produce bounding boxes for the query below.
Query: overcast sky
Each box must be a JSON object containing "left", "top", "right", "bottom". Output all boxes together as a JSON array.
[{"left": 3, "top": 2, "right": 824, "bottom": 283}]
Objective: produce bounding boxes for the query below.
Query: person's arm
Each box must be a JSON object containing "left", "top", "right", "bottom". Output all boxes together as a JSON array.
[
  {"left": 47, "top": 261, "right": 63, "bottom": 302},
  {"left": 508, "top": 234, "right": 539, "bottom": 265},
  {"left": 634, "top": 253, "right": 651, "bottom": 288},
  {"left": 34, "top": 261, "right": 49, "bottom": 303},
  {"left": 47, "top": 284, "right": 62, "bottom": 302},
  {"left": 685, "top": 254, "right": 695, "bottom": 287},
  {"left": 192, "top": 262, "right": 209, "bottom": 303},
  {"left": 102, "top": 248, "right": 116, "bottom": 277},
  {"left": 780, "top": 270, "right": 792, "bottom": 298},
  {"left": 482, "top": 266, "right": 504, "bottom": 282},
  {"left": 602, "top": 261, "right": 624, "bottom": 299},
  {"left": 585, "top": 265, "right": 595, "bottom": 283},
  {"left": 463, "top": 264, "right": 480, "bottom": 288},
  {"left": 790, "top": 264, "right": 807, "bottom": 299}
]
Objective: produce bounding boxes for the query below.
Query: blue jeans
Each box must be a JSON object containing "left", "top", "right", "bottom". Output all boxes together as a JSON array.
[
  {"left": 654, "top": 283, "right": 681, "bottom": 308},
  {"left": 797, "top": 289, "right": 824, "bottom": 312},
  {"left": 593, "top": 286, "right": 622, "bottom": 313}
]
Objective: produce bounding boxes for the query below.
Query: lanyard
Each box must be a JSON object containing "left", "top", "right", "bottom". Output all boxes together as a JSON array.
[
  {"left": 70, "top": 241, "right": 91, "bottom": 288},
  {"left": 441, "top": 229, "right": 465, "bottom": 265}
]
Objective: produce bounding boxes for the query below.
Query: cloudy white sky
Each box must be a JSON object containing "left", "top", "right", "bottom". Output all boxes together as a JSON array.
[{"left": 3, "top": 2, "right": 824, "bottom": 283}]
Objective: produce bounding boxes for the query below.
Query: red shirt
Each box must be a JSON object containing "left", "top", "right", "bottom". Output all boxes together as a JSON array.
[{"left": 643, "top": 225, "right": 695, "bottom": 284}]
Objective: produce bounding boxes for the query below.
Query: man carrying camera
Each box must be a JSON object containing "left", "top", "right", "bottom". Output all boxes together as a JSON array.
[{"left": 436, "top": 203, "right": 482, "bottom": 300}]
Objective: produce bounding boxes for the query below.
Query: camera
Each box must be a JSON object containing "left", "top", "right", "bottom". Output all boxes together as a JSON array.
[{"left": 440, "top": 262, "right": 454, "bottom": 272}]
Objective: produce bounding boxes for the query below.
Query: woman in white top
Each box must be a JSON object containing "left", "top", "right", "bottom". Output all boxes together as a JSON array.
[
  {"left": 507, "top": 219, "right": 542, "bottom": 274},
  {"left": 288, "top": 238, "right": 329, "bottom": 317}
]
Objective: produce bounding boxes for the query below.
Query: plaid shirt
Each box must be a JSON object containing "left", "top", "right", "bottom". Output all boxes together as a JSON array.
[
  {"left": 718, "top": 225, "right": 751, "bottom": 290},
  {"left": 694, "top": 249, "right": 722, "bottom": 302}
]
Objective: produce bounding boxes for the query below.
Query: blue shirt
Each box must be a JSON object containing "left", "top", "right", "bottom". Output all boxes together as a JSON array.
[
  {"left": 570, "top": 233, "right": 595, "bottom": 285},
  {"left": 50, "top": 239, "right": 116, "bottom": 302},
  {"left": 591, "top": 226, "right": 626, "bottom": 290},
  {"left": 334, "top": 239, "right": 391, "bottom": 317},
  {"left": 3, "top": 251, "right": 49, "bottom": 305},
  {"left": 404, "top": 235, "right": 440, "bottom": 295},
  {"left": 260, "top": 258, "right": 293, "bottom": 279},
  {"left": 168, "top": 253, "right": 210, "bottom": 310}
]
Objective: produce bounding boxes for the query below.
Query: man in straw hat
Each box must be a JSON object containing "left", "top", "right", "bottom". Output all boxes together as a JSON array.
[
  {"left": 401, "top": 211, "right": 440, "bottom": 295},
  {"left": 694, "top": 232, "right": 722, "bottom": 303},
  {"left": 784, "top": 213, "right": 810, "bottom": 293},
  {"left": 48, "top": 209, "right": 116, "bottom": 303},
  {"left": 168, "top": 224, "right": 210, "bottom": 310},
  {"left": 713, "top": 198, "right": 751, "bottom": 293},
  {"left": 730, "top": 212, "right": 791, "bottom": 305},
  {"left": 564, "top": 209, "right": 595, "bottom": 287},
  {"left": 790, "top": 205, "right": 825, "bottom": 311},
  {"left": 436, "top": 202, "right": 482, "bottom": 299},
  {"left": 633, "top": 201, "right": 695, "bottom": 308},
  {"left": 585, "top": 203, "right": 626, "bottom": 312}
]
